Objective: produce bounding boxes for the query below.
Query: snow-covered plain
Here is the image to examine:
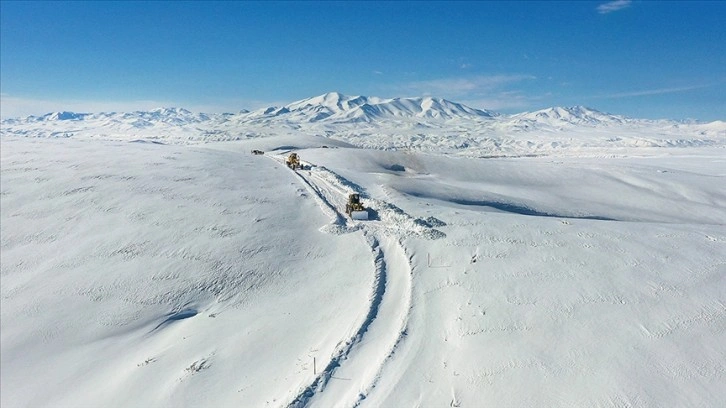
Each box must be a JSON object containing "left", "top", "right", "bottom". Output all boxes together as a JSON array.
[{"left": 1, "top": 94, "right": 725, "bottom": 407}]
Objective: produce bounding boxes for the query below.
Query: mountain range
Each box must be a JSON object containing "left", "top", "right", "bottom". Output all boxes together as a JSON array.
[
  {"left": 0, "top": 92, "right": 637, "bottom": 126},
  {"left": 1, "top": 92, "right": 724, "bottom": 156}
]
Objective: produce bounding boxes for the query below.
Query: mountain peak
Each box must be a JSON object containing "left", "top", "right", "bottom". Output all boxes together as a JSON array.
[
  {"left": 265, "top": 92, "right": 497, "bottom": 123},
  {"left": 287, "top": 92, "right": 368, "bottom": 112},
  {"left": 514, "top": 106, "right": 627, "bottom": 126},
  {"left": 39, "top": 111, "right": 88, "bottom": 121},
  {"left": 149, "top": 107, "right": 193, "bottom": 115}
]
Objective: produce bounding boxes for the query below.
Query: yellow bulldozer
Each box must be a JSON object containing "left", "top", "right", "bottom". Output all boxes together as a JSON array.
[
  {"left": 286, "top": 153, "right": 302, "bottom": 170},
  {"left": 346, "top": 193, "right": 369, "bottom": 220}
]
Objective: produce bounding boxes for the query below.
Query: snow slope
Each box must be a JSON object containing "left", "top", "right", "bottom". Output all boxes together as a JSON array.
[
  {"left": 1, "top": 138, "right": 377, "bottom": 407},
  {"left": 294, "top": 146, "right": 725, "bottom": 407},
  {"left": 2, "top": 132, "right": 724, "bottom": 407},
  {"left": 1, "top": 94, "right": 725, "bottom": 407}
]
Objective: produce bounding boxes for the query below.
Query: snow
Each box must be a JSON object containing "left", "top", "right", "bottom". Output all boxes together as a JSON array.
[
  {"left": 1, "top": 138, "right": 373, "bottom": 407},
  {"left": 1, "top": 94, "right": 725, "bottom": 407},
  {"left": 4, "top": 92, "right": 723, "bottom": 155}
]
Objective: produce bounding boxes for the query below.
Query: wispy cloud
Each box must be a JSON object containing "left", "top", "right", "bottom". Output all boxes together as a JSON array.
[
  {"left": 597, "top": 84, "right": 709, "bottom": 99},
  {"left": 597, "top": 0, "right": 632, "bottom": 14},
  {"left": 403, "top": 74, "right": 536, "bottom": 96},
  {"left": 459, "top": 93, "right": 542, "bottom": 111},
  {"left": 396, "top": 74, "right": 538, "bottom": 111}
]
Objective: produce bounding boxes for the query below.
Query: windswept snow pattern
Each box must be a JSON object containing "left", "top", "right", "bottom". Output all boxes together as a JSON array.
[{"left": 1, "top": 94, "right": 725, "bottom": 407}]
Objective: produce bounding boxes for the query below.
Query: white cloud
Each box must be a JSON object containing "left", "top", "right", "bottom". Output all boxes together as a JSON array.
[
  {"left": 403, "top": 74, "right": 536, "bottom": 96},
  {"left": 597, "top": 0, "right": 632, "bottom": 14},
  {"left": 395, "top": 74, "right": 538, "bottom": 111},
  {"left": 459, "top": 96, "right": 531, "bottom": 111},
  {"left": 462, "top": 89, "right": 551, "bottom": 111},
  {"left": 598, "top": 84, "right": 709, "bottom": 99}
]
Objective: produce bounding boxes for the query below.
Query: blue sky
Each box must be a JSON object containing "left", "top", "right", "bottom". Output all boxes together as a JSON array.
[{"left": 1, "top": 1, "right": 724, "bottom": 120}]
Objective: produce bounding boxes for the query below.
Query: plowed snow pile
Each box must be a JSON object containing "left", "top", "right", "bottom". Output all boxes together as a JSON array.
[{"left": 2, "top": 136, "right": 725, "bottom": 407}]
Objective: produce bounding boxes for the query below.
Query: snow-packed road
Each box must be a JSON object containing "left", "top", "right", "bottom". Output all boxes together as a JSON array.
[{"left": 267, "top": 154, "right": 416, "bottom": 407}]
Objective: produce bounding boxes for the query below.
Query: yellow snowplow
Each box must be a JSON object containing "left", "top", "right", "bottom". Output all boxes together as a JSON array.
[
  {"left": 345, "top": 193, "right": 369, "bottom": 220},
  {"left": 286, "top": 153, "right": 302, "bottom": 170}
]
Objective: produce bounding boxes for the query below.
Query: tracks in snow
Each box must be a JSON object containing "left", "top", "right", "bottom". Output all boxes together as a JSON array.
[{"left": 277, "top": 158, "right": 425, "bottom": 408}]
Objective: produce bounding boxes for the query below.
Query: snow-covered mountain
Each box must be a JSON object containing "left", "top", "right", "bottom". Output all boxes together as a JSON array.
[
  {"left": 2, "top": 92, "right": 724, "bottom": 156},
  {"left": 38, "top": 111, "right": 91, "bottom": 121},
  {"left": 509, "top": 106, "right": 629, "bottom": 127},
  {"left": 237, "top": 92, "right": 498, "bottom": 126},
  {"left": 2, "top": 92, "right": 499, "bottom": 128},
  {"left": 2, "top": 92, "right": 626, "bottom": 126},
  {"left": 0, "top": 92, "right": 714, "bottom": 129}
]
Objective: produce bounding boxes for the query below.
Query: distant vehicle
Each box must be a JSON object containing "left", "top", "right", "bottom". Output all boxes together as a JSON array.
[{"left": 251, "top": 149, "right": 264, "bottom": 155}]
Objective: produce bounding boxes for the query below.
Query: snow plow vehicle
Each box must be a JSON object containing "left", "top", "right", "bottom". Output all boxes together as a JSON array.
[
  {"left": 345, "top": 193, "right": 369, "bottom": 220},
  {"left": 286, "top": 153, "right": 302, "bottom": 170}
]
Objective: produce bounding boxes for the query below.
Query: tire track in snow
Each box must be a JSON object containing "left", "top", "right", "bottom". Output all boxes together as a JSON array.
[
  {"left": 304, "top": 233, "right": 413, "bottom": 408},
  {"left": 287, "top": 233, "right": 389, "bottom": 408},
  {"left": 276, "top": 157, "right": 414, "bottom": 408},
  {"left": 350, "top": 239, "right": 415, "bottom": 407},
  {"left": 348, "top": 236, "right": 413, "bottom": 407}
]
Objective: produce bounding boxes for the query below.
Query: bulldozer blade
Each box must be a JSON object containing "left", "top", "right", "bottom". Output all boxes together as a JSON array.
[{"left": 351, "top": 210, "right": 369, "bottom": 220}]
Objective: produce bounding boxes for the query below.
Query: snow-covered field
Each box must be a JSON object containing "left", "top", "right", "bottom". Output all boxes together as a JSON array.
[{"left": 2, "top": 95, "right": 725, "bottom": 407}]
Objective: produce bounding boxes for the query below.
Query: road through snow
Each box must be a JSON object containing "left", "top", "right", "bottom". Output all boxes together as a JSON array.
[
  {"left": 308, "top": 234, "right": 412, "bottom": 408},
  {"left": 272, "top": 154, "right": 418, "bottom": 407}
]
